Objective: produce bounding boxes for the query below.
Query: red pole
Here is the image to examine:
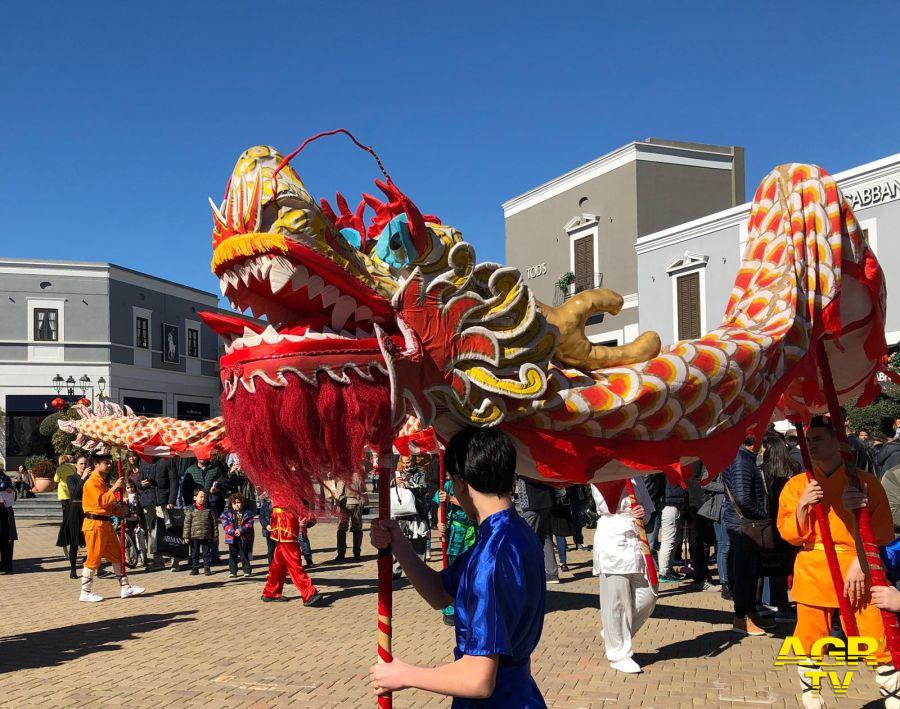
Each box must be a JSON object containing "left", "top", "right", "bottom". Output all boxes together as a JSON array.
[
  {"left": 438, "top": 450, "right": 448, "bottom": 569},
  {"left": 116, "top": 457, "right": 126, "bottom": 571},
  {"left": 376, "top": 447, "right": 393, "bottom": 709},
  {"left": 625, "top": 479, "right": 658, "bottom": 589},
  {"left": 793, "top": 422, "right": 859, "bottom": 636},
  {"left": 816, "top": 340, "right": 900, "bottom": 667}
]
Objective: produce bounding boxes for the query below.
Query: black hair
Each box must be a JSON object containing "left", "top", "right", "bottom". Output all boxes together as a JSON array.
[
  {"left": 444, "top": 426, "right": 516, "bottom": 496},
  {"left": 89, "top": 453, "right": 112, "bottom": 467},
  {"left": 808, "top": 416, "right": 836, "bottom": 436}
]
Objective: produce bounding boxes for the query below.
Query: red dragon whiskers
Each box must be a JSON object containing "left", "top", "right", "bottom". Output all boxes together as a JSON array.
[{"left": 222, "top": 370, "right": 392, "bottom": 517}]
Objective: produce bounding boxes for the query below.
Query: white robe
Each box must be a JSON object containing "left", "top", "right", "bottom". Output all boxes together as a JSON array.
[{"left": 591, "top": 479, "right": 653, "bottom": 576}]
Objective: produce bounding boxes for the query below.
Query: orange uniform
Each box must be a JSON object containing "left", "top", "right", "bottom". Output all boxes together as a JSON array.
[
  {"left": 777, "top": 465, "right": 894, "bottom": 663},
  {"left": 81, "top": 470, "right": 122, "bottom": 569}
]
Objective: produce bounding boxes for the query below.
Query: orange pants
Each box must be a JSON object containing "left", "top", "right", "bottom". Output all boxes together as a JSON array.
[
  {"left": 262, "top": 542, "right": 316, "bottom": 601},
  {"left": 84, "top": 524, "right": 122, "bottom": 570},
  {"left": 796, "top": 602, "right": 889, "bottom": 664}
]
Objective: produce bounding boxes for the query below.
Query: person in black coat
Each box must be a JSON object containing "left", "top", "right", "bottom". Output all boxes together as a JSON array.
[
  {"left": 138, "top": 456, "right": 179, "bottom": 570},
  {"left": 722, "top": 438, "right": 774, "bottom": 635}
]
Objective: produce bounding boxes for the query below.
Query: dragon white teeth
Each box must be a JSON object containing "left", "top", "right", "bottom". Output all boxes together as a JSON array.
[
  {"left": 306, "top": 274, "right": 325, "bottom": 299},
  {"left": 219, "top": 279, "right": 229, "bottom": 296},
  {"left": 261, "top": 325, "right": 280, "bottom": 344},
  {"left": 290, "top": 265, "right": 310, "bottom": 291},
  {"left": 354, "top": 305, "right": 374, "bottom": 323},
  {"left": 331, "top": 295, "right": 357, "bottom": 332},
  {"left": 268, "top": 262, "right": 293, "bottom": 293},
  {"left": 321, "top": 285, "right": 341, "bottom": 309},
  {"left": 242, "top": 326, "right": 256, "bottom": 338}
]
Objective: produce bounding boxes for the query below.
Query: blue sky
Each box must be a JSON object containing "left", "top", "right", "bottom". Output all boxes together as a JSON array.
[{"left": 4, "top": 2, "right": 899, "bottom": 300}]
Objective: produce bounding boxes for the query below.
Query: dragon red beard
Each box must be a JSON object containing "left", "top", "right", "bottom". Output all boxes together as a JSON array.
[{"left": 221, "top": 369, "right": 392, "bottom": 516}]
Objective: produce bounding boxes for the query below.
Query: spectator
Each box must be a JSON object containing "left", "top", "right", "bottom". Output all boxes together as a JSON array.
[
  {"left": 550, "top": 486, "right": 575, "bottom": 572},
  {"left": 57, "top": 455, "right": 90, "bottom": 578},
  {"left": 685, "top": 463, "right": 716, "bottom": 591},
  {"left": 657, "top": 476, "right": 686, "bottom": 582},
  {"left": 390, "top": 456, "right": 431, "bottom": 580},
  {"left": 183, "top": 489, "right": 216, "bottom": 576},
  {"left": 876, "top": 434, "right": 900, "bottom": 476},
  {"left": 567, "top": 484, "right": 593, "bottom": 551},
  {"left": 298, "top": 512, "right": 315, "bottom": 567},
  {"left": 698, "top": 471, "right": 731, "bottom": 600},
  {"left": 0, "top": 458, "right": 17, "bottom": 574},
  {"left": 182, "top": 455, "right": 230, "bottom": 564},
  {"left": 723, "top": 437, "right": 775, "bottom": 635},
  {"left": 322, "top": 471, "right": 366, "bottom": 562},
  {"left": 257, "top": 490, "right": 275, "bottom": 564},
  {"left": 221, "top": 492, "right": 254, "bottom": 577},
  {"left": 54, "top": 455, "right": 74, "bottom": 512},
  {"left": 434, "top": 477, "right": 478, "bottom": 625},
  {"left": 643, "top": 472, "right": 666, "bottom": 555},
  {"left": 138, "top": 456, "right": 179, "bottom": 571},
  {"left": 785, "top": 430, "right": 804, "bottom": 469},
  {"left": 517, "top": 475, "right": 560, "bottom": 584},
  {"left": 591, "top": 478, "right": 656, "bottom": 674},
  {"left": 759, "top": 435, "right": 800, "bottom": 623},
  {"left": 123, "top": 478, "right": 147, "bottom": 567},
  {"left": 13, "top": 465, "right": 32, "bottom": 500},
  {"left": 880, "top": 465, "right": 900, "bottom": 532}
]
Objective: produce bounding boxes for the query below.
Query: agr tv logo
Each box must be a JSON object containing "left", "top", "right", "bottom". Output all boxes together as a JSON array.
[{"left": 775, "top": 636, "right": 879, "bottom": 694}]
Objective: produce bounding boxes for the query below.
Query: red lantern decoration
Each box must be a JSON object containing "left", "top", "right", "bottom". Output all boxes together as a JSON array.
[
  {"left": 51, "top": 397, "right": 66, "bottom": 410},
  {"left": 78, "top": 397, "right": 91, "bottom": 407}
]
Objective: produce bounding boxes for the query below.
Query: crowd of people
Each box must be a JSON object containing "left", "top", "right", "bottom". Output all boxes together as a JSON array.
[{"left": 2, "top": 416, "right": 900, "bottom": 706}]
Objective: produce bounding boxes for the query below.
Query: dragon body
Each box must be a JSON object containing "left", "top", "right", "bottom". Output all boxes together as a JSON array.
[{"left": 66, "top": 142, "right": 890, "bottom": 510}]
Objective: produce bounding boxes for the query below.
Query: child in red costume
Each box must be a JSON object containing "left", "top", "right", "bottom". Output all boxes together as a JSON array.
[{"left": 261, "top": 501, "right": 324, "bottom": 606}]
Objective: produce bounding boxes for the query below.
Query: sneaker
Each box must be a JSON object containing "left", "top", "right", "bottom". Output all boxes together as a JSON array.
[
  {"left": 243, "top": 571, "right": 252, "bottom": 577},
  {"left": 69, "top": 571, "right": 78, "bottom": 579},
  {"left": 261, "top": 595, "right": 288, "bottom": 602},
  {"left": 610, "top": 658, "right": 642, "bottom": 674},
  {"left": 576, "top": 544, "right": 591, "bottom": 551},
  {"left": 120, "top": 585, "right": 145, "bottom": 599},
  {"left": 442, "top": 615, "right": 455, "bottom": 626},
  {"left": 546, "top": 577, "right": 561, "bottom": 585},
  {"left": 229, "top": 572, "right": 238, "bottom": 578},
  {"left": 204, "top": 568, "right": 213, "bottom": 576},
  {"left": 170, "top": 562, "right": 181, "bottom": 573},
  {"left": 353, "top": 552, "right": 362, "bottom": 561},
  {"left": 775, "top": 610, "right": 797, "bottom": 624},
  {"left": 304, "top": 592, "right": 324, "bottom": 607},
  {"left": 659, "top": 573, "right": 684, "bottom": 584},
  {"left": 732, "top": 616, "right": 767, "bottom": 635},
  {"left": 721, "top": 586, "right": 733, "bottom": 601},
  {"left": 692, "top": 580, "right": 718, "bottom": 591},
  {"left": 79, "top": 591, "right": 104, "bottom": 603},
  {"left": 189, "top": 569, "right": 199, "bottom": 576},
  {"left": 756, "top": 603, "right": 777, "bottom": 617},
  {"left": 559, "top": 564, "right": 570, "bottom": 573}
]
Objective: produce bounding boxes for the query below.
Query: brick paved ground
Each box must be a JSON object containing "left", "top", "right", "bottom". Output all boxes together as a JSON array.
[{"left": 0, "top": 520, "right": 881, "bottom": 708}]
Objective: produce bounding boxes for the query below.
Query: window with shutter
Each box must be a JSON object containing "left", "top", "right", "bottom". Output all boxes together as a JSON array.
[
  {"left": 676, "top": 272, "right": 701, "bottom": 340},
  {"left": 573, "top": 236, "right": 594, "bottom": 293}
]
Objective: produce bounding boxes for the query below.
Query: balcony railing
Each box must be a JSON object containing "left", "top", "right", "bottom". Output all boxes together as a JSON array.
[{"left": 553, "top": 272, "right": 603, "bottom": 306}]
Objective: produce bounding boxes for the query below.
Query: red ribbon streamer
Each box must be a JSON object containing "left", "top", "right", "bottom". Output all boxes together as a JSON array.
[{"left": 624, "top": 479, "right": 659, "bottom": 589}]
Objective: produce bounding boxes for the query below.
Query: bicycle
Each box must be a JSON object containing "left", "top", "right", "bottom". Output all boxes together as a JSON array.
[{"left": 112, "top": 515, "right": 148, "bottom": 570}]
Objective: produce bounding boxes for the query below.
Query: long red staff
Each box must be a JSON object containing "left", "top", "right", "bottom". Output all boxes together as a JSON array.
[
  {"left": 375, "top": 447, "right": 393, "bottom": 709},
  {"left": 816, "top": 340, "right": 900, "bottom": 667},
  {"left": 624, "top": 479, "right": 658, "bottom": 589}
]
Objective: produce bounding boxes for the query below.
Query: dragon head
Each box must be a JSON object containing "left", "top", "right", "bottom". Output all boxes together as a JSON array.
[{"left": 202, "top": 140, "right": 659, "bottom": 507}]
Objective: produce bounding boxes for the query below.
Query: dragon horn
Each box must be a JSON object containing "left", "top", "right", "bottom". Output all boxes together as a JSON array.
[{"left": 539, "top": 289, "right": 661, "bottom": 370}]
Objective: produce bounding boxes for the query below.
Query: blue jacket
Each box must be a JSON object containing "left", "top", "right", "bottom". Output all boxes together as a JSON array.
[
  {"left": 721, "top": 447, "right": 767, "bottom": 532},
  {"left": 258, "top": 499, "right": 272, "bottom": 538}
]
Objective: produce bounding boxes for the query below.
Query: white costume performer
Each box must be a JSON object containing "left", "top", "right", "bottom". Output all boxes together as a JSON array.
[{"left": 592, "top": 480, "right": 657, "bottom": 674}]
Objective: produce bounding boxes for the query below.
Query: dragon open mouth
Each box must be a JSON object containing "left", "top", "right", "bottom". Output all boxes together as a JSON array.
[{"left": 202, "top": 237, "right": 399, "bottom": 399}]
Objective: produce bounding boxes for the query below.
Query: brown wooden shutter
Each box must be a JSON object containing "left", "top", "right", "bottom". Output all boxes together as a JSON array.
[
  {"left": 676, "top": 272, "right": 701, "bottom": 340},
  {"left": 573, "top": 236, "right": 594, "bottom": 291}
]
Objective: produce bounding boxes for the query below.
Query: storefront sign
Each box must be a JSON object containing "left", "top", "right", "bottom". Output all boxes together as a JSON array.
[
  {"left": 177, "top": 400, "right": 211, "bottom": 420},
  {"left": 525, "top": 263, "right": 548, "bottom": 279},
  {"left": 844, "top": 177, "right": 900, "bottom": 210}
]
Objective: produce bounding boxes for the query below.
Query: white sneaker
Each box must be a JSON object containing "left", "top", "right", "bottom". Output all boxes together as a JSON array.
[
  {"left": 120, "top": 585, "right": 145, "bottom": 598},
  {"left": 610, "top": 658, "right": 642, "bottom": 674},
  {"left": 79, "top": 591, "right": 104, "bottom": 603}
]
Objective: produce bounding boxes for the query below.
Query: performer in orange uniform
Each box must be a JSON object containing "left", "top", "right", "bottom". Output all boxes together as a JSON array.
[
  {"left": 261, "top": 501, "right": 323, "bottom": 606},
  {"left": 79, "top": 454, "right": 144, "bottom": 603},
  {"left": 777, "top": 418, "right": 898, "bottom": 708}
]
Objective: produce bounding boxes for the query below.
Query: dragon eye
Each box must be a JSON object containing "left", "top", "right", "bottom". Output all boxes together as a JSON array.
[{"left": 389, "top": 232, "right": 403, "bottom": 251}]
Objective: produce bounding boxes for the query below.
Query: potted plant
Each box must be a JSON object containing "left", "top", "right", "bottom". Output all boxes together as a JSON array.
[
  {"left": 25, "top": 455, "right": 56, "bottom": 493},
  {"left": 556, "top": 271, "right": 576, "bottom": 297}
]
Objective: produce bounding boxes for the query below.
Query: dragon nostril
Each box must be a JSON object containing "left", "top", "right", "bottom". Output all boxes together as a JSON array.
[{"left": 389, "top": 232, "right": 403, "bottom": 251}]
